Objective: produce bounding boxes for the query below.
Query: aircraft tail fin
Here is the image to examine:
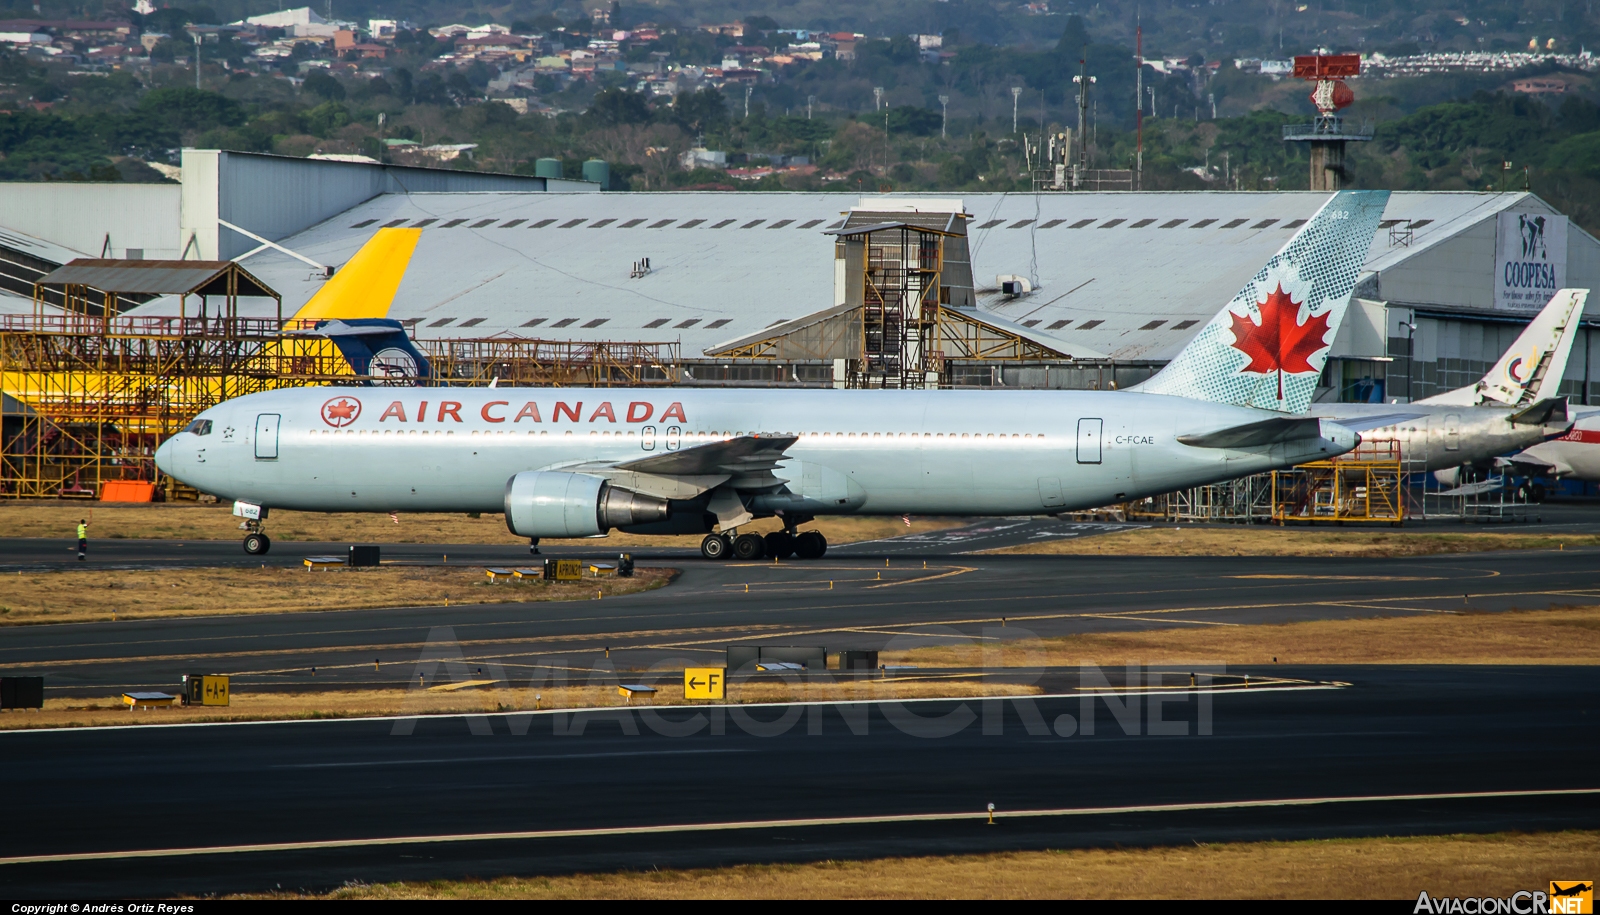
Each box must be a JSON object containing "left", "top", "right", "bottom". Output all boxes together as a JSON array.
[
  {"left": 1130, "top": 189, "right": 1390, "bottom": 414},
  {"left": 311, "top": 318, "right": 434, "bottom": 385},
  {"left": 1417, "top": 288, "right": 1588, "bottom": 407},
  {"left": 289, "top": 227, "right": 421, "bottom": 324}
]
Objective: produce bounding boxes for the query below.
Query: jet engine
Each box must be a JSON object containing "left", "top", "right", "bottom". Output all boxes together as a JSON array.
[{"left": 504, "top": 471, "right": 669, "bottom": 538}]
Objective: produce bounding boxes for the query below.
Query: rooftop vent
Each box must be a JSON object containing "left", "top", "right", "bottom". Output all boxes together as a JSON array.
[
  {"left": 1160, "top": 219, "right": 1185, "bottom": 228},
  {"left": 649, "top": 219, "right": 675, "bottom": 228},
  {"left": 1069, "top": 219, "right": 1096, "bottom": 228},
  {"left": 459, "top": 318, "right": 486, "bottom": 327},
  {"left": 630, "top": 257, "right": 652, "bottom": 278},
  {"left": 768, "top": 219, "right": 794, "bottom": 229},
  {"left": 582, "top": 318, "right": 609, "bottom": 328},
  {"left": 427, "top": 317, "right": 454, "bottom": 327},
  {"left": 740, "top": 219, "right": 766, "bottom": 229},
  {"left": 350, "top": 219, "right": 378, "bottom": 228},
  {"left": 799, "top": 219, "right": 825, "bottom": 229},
  {"left": 521, "top": 318, "right": 547, "bottom": 327},
  {"left": 590, "top": 218, "right": 616, "bottom": 228},
  {"left": 1172, "top": 319, "right": 1199, "bottom": 330},
  {"left": 680, "top": 218, "right": 706, "bottom": 228},
  {"left": 412, "top": 218, "right": 439, "bottom": 227},
  {"left": 1039, "top": 219, "right": 1066, "bottom": 229},
  {"left": 1221, "top": 219, "right": 1248, "bottom": 228},
  {"left": 975, "top": 219, "right": 1003, "bottom": 229},
  {"left": 1129, "top": 218, "right": 1156, "bottom": 228},
  {"left": 705, "top": 318, "right": 732, "bottom": 328},
  {"left": 440, "top": 218, "right": 467, "bottom": 228},
  {"left": 559, "top": 219, "right": 586, "bottom": 228},
  {"left": 531, "top": 218, "right": 558, "bottom": 228},
  {"left": 501, "top": 218, "right": 526, "bottom": 228},
  {"left": 620, "top": 218, "right": 646, "bottom": 228},
  {"left": 470, "top": 219, "right": 496, "bottom": 228},
  {"left": 1139, "top": 320, "right": 1166, "bottom": 330},
  {"left": 643, "top": 318, "right": 670, "bottom": 328},
  {"left": 675, "top": 318, "right": 700, "bottom": 328},
  {"left": 551, "top": 318, "right": 578, "bottom": 328},
  {"left": 711, "top": 219, "right": 737, "bottom": 228},
  {"left": 1047, "top": 319, "right": 1071, "bottom": 329},
  {"left": 1078, "top": 319, "right": 1104, "bottom": 330},
  {"left": 1099, "top": 219, "right": 1126, "bottom": 228},
  {"left": 382, "top": 219, "right": 408, "bottom": 228},
  {"left": 1251, "top": 219, "right": 1278, "bottom": 229},
  {"left": 1008, "top": 219, "right": 1034, "bottom": 229},
  {"left": 1190, "top": 219, "right": 1217, "bottom": 228}
]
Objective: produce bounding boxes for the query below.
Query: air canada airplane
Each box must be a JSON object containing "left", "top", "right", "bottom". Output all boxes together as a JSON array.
[
  {"left": 155, "top": 190, "right": 1388, "bottom": 560},
  {"left": 1309, "top": 287, "right": 1585, "bottom": 477}
]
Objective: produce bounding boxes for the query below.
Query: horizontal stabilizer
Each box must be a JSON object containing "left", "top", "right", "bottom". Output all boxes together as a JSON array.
[
  {"left": 1177, "top": 416, "right": 1326, "bottom": 449},
  {"left": 616, "top": 434, "right": 798, "bottom": 476},
  {"left": 1436, "top": 479, "right": 1505, "bottom": 497},
  {"left": 1316, "top": 411, "right": 1425, "bottom": 433},
  {"left": 1509, "top": 397, "right": 1568, "bottom": 426}
]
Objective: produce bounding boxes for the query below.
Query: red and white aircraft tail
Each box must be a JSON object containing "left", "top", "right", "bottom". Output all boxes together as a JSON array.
[{"left": 1133, "top": 189, "right": 1390, "bottom": 415}]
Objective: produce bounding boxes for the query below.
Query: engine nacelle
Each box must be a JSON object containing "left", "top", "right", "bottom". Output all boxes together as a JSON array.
[{"left": 504, "top": 471, "right": 669, "bottom": 538}]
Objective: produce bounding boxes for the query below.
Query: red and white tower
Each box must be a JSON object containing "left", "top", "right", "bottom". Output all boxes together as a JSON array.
[{"left": 1282, "top": 54, "right": 1371, "bottom": 191}]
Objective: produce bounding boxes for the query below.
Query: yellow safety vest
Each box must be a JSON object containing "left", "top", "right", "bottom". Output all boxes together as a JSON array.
[{"left": 77, "top": 523, "right": 86, "bottom": 539}]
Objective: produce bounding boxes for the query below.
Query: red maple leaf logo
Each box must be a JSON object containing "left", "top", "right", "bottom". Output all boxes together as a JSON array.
[
  {"left": 1228, "top": 284, "right": 1332, "bottom": 401},
  {"left": 321, "top": 397, "right": 361, "bottom": 427}
]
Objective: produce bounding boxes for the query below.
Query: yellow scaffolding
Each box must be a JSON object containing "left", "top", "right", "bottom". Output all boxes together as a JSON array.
[{"left": 1271, "top": 441, "right": 1406, "bottom": 525}]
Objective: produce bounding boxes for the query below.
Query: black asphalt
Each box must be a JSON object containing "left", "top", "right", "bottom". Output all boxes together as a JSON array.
[{"left": 2, "top": 665, "right": 1595, "bottom": 896}]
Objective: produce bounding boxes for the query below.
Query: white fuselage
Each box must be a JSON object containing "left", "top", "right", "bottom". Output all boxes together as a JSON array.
[
  {"left": 1306, "top": 402, "right": 1570, "bottom": 472},
  {"left": 1516, "top": 406, "right": 1600, "bottom": 480},
  {"left": 154, "top": 387, "right": 1355, "bottom": 518}
]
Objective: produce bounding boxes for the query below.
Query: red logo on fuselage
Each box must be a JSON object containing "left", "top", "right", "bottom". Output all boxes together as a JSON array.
[{"left": 321, "top": 396, "right": 362, "bottom": 427}]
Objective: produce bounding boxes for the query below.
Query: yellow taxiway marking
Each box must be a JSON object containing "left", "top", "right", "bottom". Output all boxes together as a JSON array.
[
  {"left": 1077, "top": 614, "right": 1241, "bottom": 626},
  {"left": 1231, "top": 574, "right": 1442, "bottom": 581},
  {"left": 865, "top": 566, "right": 976, "bottom": 589},
  {"left": 425, "top": 679, "right": 500, "bottom": 692}
]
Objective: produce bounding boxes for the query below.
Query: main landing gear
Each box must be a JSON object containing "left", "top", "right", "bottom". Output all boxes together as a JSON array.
[{"left": 699, "top": 529, "right": 827, "bottom": 561}]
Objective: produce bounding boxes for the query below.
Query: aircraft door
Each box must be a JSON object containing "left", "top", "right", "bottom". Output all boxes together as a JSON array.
[
  {"left": 1444, "top": 414, "right": 1460, "bottom": 451},
  {"left": 1038, "top": 476, "right": 1065, "bottom": 508},
  {"left": 1076, "top": 418, "right": 1103, "bottom": 465},
  {"left": 254, "top": 414, "right": 280, "bottom": 460}
]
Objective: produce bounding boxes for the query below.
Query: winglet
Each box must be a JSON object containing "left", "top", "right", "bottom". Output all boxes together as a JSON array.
[{"left": 1131, "top": 189, "right": 1390, "bottom": 414}]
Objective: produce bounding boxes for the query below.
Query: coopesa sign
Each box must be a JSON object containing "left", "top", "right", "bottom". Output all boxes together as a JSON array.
[{"left": 1495, "top": 211, "right": 1567, "bottom": 312}]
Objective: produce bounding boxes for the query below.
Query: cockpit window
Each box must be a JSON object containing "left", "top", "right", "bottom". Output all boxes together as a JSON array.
[{"left": 184, "top": 419, "right": 213, "bottom": 436}]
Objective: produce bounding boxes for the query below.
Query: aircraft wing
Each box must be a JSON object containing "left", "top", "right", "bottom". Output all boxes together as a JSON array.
[
  {"left": 1177, "top": 417, "right": 1327, "bottom": 448},
  {"left": 615, "top": 435, "right": 799, "bottom": 476}
]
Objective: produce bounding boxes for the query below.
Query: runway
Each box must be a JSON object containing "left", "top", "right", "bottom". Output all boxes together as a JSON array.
[
  {"left": 4, "top": 540, "right": 1600, "bottom": 695},
  {"left": 2, "top": 665, "right": 1595, "bottom": 896}
]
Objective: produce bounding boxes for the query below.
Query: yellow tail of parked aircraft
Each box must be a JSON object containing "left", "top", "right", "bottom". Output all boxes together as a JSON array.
[{"left": 289, "top": 227, "right": 422, "bottom": 324}]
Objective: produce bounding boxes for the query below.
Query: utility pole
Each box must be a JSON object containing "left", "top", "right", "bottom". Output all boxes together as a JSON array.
[
  {"left": 1135, "top": 18, "right": 1143, "bottom": 190},
  {"left": 1010, "top": 86, "right": 1022, "bottom": 133},
  {"left": 807, "top": 94, "right": 815, "bottom": 119},
  {"left": 939, "top": 94, "right": 950, "bottom": 138},
  {"left": 193, "top": 31, "right": 202, "bottom": 89},
  {"left": 1072, "top": 51, "right": 1093, "bottom": 186}
]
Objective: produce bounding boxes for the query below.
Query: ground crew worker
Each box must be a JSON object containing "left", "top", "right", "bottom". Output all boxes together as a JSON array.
[{"left": 76, "top": 518, "right": 87, "bottom": 560}]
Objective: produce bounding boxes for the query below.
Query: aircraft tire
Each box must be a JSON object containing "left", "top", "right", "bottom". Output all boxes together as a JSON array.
[
  {"left": 243, "top": 533, "right": 271, "bottom": 555},
  {"left": 733, "top": 533, "right": 766, "bottom": 560},
  {"left": 795, "top": 531, "right": 827, "bottom": 560},
  {"left": 700, "top": 533, "right": 731, "bottom": 560},
  {"left": 764, "top": 531, "right": 795, "bottom": 559}
]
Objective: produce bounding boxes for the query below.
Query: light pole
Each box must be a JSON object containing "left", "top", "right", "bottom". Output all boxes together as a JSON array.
[
  {"left": 1010, "top": 86, "right": 1021, "bottom": 133},
  {"left": 1401, "top": 320, "right": 1417, "bottom": 402},
  {"left": 193, "top": 31, "right": 202, "bottom": 90},
  {"left": 938, "top": 94, "right": 949, "bottom": 138},
  {"left": 807, "top": 94, "right": 815, "bottom": 120}
]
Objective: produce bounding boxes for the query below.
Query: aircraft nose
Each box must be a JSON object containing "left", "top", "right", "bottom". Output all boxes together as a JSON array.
[{"left": 154, "top": 437, "right": 176, "bottom": 475}]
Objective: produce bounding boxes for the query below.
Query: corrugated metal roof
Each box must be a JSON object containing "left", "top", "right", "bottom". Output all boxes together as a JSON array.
[
  {"left": 120, "top": 190, "right": 1590, "bottom": 362},
  {"left": 37, "top": 259, "right": 278, "bottom": 297}
]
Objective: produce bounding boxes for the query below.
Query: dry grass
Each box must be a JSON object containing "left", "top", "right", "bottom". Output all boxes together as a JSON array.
[
  {"left": 0, "top": 565, "right": 672, "bottom": 625},
  {"left": 0, "top": 501, "right": 959, "bottom": 546},
  {"left": 991, "top": 526, "right": 1600, "bottom": 557},
  {"left": 266, "top": 831, "right": 1600, "bottom": 899},
  {"left": 886, "top": 604, "right": 1600, "bottom": 668},
  {"left": 0, "top": 680, "right": 1039, "bottom": 731}
]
